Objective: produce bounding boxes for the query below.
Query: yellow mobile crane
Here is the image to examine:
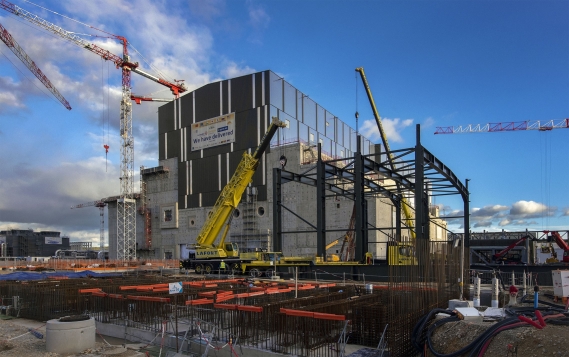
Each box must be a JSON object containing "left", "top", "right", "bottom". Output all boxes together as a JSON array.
[
  {"left": 181, "top": 117, "right": 286, "bottom": 274},
  {"left": 356, "top": 67, "right": 417, "bottom": 265},
  {"left": 181, "top": 116, "right": 371, "bottom": 276}
]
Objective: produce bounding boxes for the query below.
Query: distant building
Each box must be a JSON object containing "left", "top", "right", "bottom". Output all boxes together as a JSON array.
[
  {"left": 0, "top": 229, "right": 70, "bottom": 257},
  {"left": 69, "top": 241, "right": 93, "bottom": 251}
]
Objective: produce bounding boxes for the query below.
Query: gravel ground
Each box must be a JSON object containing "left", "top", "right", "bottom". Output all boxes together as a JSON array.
[
  {"left": 0, "top": 317, "right": 145, "bottom": 357},
  {"left": 427, "top": 313, "right": 569, "bottom": 356}
]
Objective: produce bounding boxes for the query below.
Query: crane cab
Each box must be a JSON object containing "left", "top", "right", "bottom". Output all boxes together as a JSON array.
[{"left": 223, "top": 242, "right": 239, "bottom": 258}]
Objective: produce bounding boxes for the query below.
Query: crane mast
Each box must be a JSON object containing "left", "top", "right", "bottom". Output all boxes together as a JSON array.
[
  {"left": 355, "top": 67, "right": 416, "bottom": 239},
  {"left": 1, "top": 0, "right": 187, "bottom": 260},
  {"left": 0, "top": 22, "right": 71, "bottom": 110}
]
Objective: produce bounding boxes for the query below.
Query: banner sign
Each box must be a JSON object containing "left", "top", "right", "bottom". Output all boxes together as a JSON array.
[
  {"left": 45, "top": 237, "right": 62, "bottom": 245},
  {"left": 191, "top": 113, "right": 235, "bottom": 151},
  {"left": 169, "top": 282, "right": 183, "bottom": 294}
]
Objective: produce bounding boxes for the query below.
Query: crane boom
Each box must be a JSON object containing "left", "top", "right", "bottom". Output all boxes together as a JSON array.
[
  {"left": 434, "top": 119, "right": 569, "bottom": 134},
  {"left": 71, "top": 200, "right": 107, "bottom": 252},
  {"left": 131, "top": 95, "right": 172, "bottom": 104},
  {"left": 1, "top": 0, "right": 187, "bottom": 260},
  {"left": 491, "top": 234, "right": 534, "bottom": 262},
  {"left": 0, "top": 0, "right": 187, "bottom": 96},
  {"left": 356, "top": 67, "right": 415, "bottom": 239},
  {"left": 71, "top": 200, "right": 106, "bottom": 209},
  {"left": 192, "top": 117, "right": 286, "bottom": 257},
  {"left": 0, "top": 22, "right": 71, "bottom": 110}
]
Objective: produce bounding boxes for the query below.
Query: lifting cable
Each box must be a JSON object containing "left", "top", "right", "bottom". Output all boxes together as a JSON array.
[
  {"left": 101, "top": 58, "right": 110, "bottom": 171},
  {"left": 539, "top": 131, "right": 552, "bottom": 229},
  {"left": 354, "top": 71, "right": 359, "bottom": 135}
]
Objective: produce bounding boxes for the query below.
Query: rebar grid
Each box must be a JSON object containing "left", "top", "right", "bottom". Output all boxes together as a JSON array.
[{"left": 1, "top": 242, "right": 463, "bottom": 357}]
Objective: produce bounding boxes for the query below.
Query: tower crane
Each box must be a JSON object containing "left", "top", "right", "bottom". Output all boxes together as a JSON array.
[
  {"left": 131, "top": 94, "right": 172, "bottom": 105},
  {"left": 0, "top": 22, "right": 70, "bottom": 110},
  {"left": 1, "top": 0, "right": 188, "bottom": 261},
  {"left": 71, "top": 200, "right": 107, "bottom": 252},
  {"left": 434, "top": 119, "right": 569, "bottom": 134},
  {"left": 356, "top": 67, "right": 416, "bottom": 239}
]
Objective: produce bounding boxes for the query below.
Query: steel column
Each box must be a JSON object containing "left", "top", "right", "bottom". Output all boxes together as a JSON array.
[
  {"left": 273, "top": 168, "right": 283, "bottom": 252},
  {"left": 316, "top": 144, "right": 326, "bottom": 259}
]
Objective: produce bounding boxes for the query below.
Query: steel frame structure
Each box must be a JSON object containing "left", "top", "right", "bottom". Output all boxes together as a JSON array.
[{"left": 272, "top": 124, "right": 470, "bottom": 264}]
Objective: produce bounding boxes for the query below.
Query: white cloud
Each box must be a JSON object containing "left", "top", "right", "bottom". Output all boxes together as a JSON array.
[
  {"left": 359, "top": 117, "right": 414, "bottom": 143},
  {"left": 473, "top": 220, "right": 493, "bottom": 228},
  {"left": 0, "top": 156, "right": 118, "bottom": 230},
  {"left": 498, "top": 219, "right": 511, "bottom": 227},
  {"left": 442, "top": 199, "right": 559, "bottom": 232},
  {"left": 471, "top": 205, "right": 509, "bottom": 218},
  {"left": 423, "top": 117, "right": 435, "bottom": 128},
  {"left": 248, "top": 3, "right": 269, "bottom": 28},
  {"left": 220, "top": 61, "right": 256, "bottom": 79},
  {"left": 510, "top": 200, "right": 554, "bottom": 218}
]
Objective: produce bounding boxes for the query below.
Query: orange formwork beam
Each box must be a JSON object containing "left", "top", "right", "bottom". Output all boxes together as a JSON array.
[
  {"left": 79, "top": 288, "right": 103, "bottom": 294},
  {"left": 126, "top": 295, "right": 171, "bottom": 303},
  {"left": 237, "top": 305, "right": 263, "bottom": 313},
  {"left": 215, "top": 294, "right": 235, "bottom": 303},
  {"left": 280, "top": 308, "right": 345, "bottom": 320},
  {"left": 186, "top": 298, "right": 214, "bottom": 306}
]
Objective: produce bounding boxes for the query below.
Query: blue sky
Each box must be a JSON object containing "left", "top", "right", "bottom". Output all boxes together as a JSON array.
[{"left": 0, "top": 0, "right": 567, "bottom": 245}]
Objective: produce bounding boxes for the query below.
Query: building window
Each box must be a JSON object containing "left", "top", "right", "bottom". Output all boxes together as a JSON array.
[
  {"left": 233, "top": 209, "right": 240, "bottom": 218},
  {"left": 257, "top": 207, "right": 265, "bottom": 217}
]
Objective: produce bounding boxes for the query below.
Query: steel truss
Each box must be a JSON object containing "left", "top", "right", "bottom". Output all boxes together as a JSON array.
[{"left": 272, "top": 124, "right": 470, "bottom": 263}]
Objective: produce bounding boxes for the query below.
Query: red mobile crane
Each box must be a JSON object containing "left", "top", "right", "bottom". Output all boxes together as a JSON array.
[
  {"left": 1, "top": 0, "right": 187, "bottom": 260},
  {"left": 544, "top": 231, "right": 569, "bottom": 263},
  {"left": 491, "top": 235, "right": 535, "bottom": 263}
]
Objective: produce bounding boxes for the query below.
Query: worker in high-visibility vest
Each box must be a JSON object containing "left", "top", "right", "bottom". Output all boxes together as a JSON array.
[{"left": 219, "top": 260, "right": 226, "bottom": 271}]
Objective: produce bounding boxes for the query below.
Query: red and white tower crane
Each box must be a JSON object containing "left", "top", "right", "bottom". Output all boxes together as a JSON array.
[
  {"left": 434, "top": 119, "right": 569, "bottom": 134},
  {"left": 71, "top": 200, "right": 107, "bottom": 252},
  {"left": 0, "top": 22, "right": 71, "bottom": 110},
  {"left": 1, "top": 0, "right": 188, "bottom": 260},
  {"left": 131, "top": 94, "right": 172, "bottom": 105}
]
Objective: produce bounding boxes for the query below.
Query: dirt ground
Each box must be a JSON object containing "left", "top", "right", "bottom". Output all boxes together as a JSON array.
[
  {"left": 427, "top": 312, "right": 569, "bottom": 357},
  {"left": 0, "top": 317, "right": 144, "bottom": 357}
]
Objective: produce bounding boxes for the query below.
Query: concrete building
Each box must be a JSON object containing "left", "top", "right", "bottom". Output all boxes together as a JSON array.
[
  {"left": 108, "top": 70, "right": 445, "bottom": 260},
  {"left": 0, "top": 229, "right": 69, "bottom": 257}
]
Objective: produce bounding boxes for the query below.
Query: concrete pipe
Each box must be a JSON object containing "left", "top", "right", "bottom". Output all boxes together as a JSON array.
[{"left": 46, "top": 315, "right": 96, "bottom": 354}]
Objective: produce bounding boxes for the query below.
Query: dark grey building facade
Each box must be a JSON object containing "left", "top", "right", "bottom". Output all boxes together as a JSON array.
[
  {"left": 0, "top": 229, "right": 70, "bottom": 257},
  {"left": 107, "top": 70, "right": 403, "bottom": 260}
]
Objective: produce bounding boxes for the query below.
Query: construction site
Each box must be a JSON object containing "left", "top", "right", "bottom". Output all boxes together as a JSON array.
[{"left": 1, "top": 1, "right": 568, "bottom": 357}]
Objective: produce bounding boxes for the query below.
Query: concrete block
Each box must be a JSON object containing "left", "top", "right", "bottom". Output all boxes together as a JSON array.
[{"left": 455, "top": 307, "right": 483, "bottom": 323}]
